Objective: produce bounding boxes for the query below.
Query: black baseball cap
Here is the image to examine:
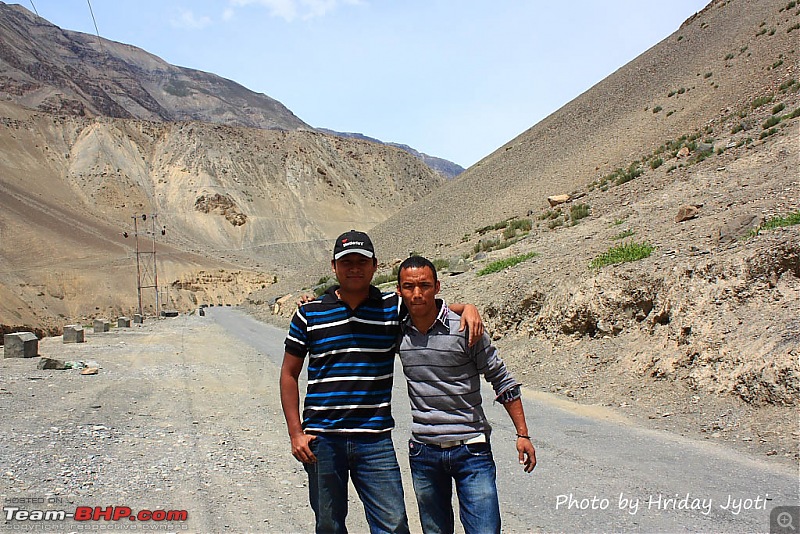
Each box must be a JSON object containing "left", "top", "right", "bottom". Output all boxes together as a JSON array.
[{"left": 333, "top": 230, "right": 375, "bottom": 260}]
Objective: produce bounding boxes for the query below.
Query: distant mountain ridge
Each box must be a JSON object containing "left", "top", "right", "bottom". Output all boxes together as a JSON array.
[{"left": 317, "top": 128, "right": 465, "bottom": 179}]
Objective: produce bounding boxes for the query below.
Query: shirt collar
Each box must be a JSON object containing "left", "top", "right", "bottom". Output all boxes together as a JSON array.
[{"left": 402, "top": 299, "right": 449, "bottom": 332}]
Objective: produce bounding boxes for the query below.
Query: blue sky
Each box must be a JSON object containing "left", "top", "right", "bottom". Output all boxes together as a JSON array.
[{"left": 22, "top": 0, "right": 710, "bottom": 168}]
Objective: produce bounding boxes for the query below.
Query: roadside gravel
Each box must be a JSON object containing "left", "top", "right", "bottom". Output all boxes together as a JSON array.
[{"left": 0, "top": 312, "right": 318, "bottom": 533}]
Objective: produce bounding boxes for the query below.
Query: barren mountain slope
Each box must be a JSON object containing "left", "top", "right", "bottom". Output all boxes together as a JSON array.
[
  {"left": 371, "top": 0, "right": 798, "bottom": 255},
  {"left": 0, "top": 2, "right": 306, "bottom": 129},
  {"left": 0, "top": 100, "right": 443, "bottom": 331}
]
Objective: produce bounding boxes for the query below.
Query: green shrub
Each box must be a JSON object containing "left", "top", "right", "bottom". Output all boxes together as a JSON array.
[
  {"left": 503, "top": 218, "right": 532, "bottom": 239},
  {"left": 731, "top": 123, "right": 744, "bottom": 134},
  {"left": 432, "top": 258, "right": 450, "bottom": 272},
  {"left": 779, "top": 79, "right": 798, "bottom": 92},
  {"left": 373, "top": 265, "right": 402, "bottom": 286},
  {"left": 772, "top": 103, "right": 786, "bottom": 114},
  {"left": 611, "top": 163, "right": 643, "bottom": 186},
  {"left": 539, "top": 209, "right": 562, "bottom": 221},
  {"left": 314, "top": 282, "right": 336, "bottom": 296},
  {"left": 477, "top": 252, "right": 539, "bottom": 276},
  {"left": 589, "top": 241, "right": 654, "bottom": 270},
  {"left": 650, "top": 158, "right": 663, "bottom": 170},
  {"left": 570, "top": 203, "right": 590, "bottom": 222},
  {"left": 788, "top": 107, "right": 800, "bottom": 119},
  {"left": 748, "top": 211, "right": 800, "bottom": 237},
  {"left": 479, "top": 238, "right": 500, "bottom": 252},
  {"left": 763, "top": 115, "right": 781, "bottom": 129},
  {"left": 752, "top": 95, "right": 773, "bottom": 109},
  {"left": 724, "top": 53, "right": 735, "bottom": 60},
  {"left": 653, "top": 106, "right": 662, "bottom": 113},
  {"left": 704, "top": 72, "right": 713, "bottom": 78},
  {"left": 760, "top": 128, "right": 778, "bottom": 139}
]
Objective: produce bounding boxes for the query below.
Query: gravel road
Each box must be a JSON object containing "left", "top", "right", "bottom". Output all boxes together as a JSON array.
[{"left": 1, "top": 308, "right": 797, "bottom": 533}]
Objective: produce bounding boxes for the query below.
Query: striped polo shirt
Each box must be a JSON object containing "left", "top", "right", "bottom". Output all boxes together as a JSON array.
[
  {"left": 399, "top": 301, "right": 519, "bottom": 444},
  {"left": 285, "top": 285, "right": 400, "bottom": 434}
]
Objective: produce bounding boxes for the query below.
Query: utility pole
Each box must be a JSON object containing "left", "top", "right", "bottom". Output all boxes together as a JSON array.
[{"left": 131, "top": 213, "right": 161, "bottom": 317}]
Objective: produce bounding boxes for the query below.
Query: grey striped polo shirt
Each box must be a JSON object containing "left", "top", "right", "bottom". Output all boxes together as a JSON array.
[{"left": 398, "top": 301, "right": 519, "bottom": 445}]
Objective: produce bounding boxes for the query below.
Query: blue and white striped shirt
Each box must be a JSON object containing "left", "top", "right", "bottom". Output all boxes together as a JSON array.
[{"left": 285, "top": 285, "right": 400, "bottom": 434}]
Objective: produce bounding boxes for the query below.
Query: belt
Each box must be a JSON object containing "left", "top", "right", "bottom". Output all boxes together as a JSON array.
[{"left": 434, "top": 434, "right": 487, "bottom": 449}]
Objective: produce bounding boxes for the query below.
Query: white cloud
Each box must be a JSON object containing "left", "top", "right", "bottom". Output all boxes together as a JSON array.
[
  {"left": 228, "top": 0, "right": 364, "bottom": 22},
  {"left": 170, "top": 10, "right": 212, "bottom": 30}
]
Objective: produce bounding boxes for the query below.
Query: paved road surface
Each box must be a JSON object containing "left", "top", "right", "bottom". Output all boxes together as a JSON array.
[{"left": 210, "top": 306, "right": 799, "bottom": 533}]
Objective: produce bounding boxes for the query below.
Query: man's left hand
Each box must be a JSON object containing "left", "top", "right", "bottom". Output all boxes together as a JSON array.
[
  {"left": 517, "top": 437, "right": 537, "bottom": 473},
  {"left": 458, "top": 304, "right": 484, "bottom": 346}
]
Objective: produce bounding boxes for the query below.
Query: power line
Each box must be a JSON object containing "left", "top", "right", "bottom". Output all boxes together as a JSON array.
[
  {"left": 86, "top": 0, "right": 102, "bottom": 44},
  {"left": 28, "top": 1, "right": 38, "bottom": 16}
]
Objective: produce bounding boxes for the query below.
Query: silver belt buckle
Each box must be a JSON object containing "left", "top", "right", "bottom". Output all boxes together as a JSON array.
[{"left": 439, "top": 434, "right": 486, "bottom": 448}]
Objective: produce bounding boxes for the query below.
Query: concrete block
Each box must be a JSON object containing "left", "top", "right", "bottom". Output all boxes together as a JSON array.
[
  {"left": 4, "top": 332, "right": 39, "bottom": 358},
  {"left": 63, "top": 325, "right": 85, "bottom": 343},
  {"left": 117, "top": 317, "right": 131, "bottom": 328},
  {"left": 133, "top": 314, "right": 144, "bottom": 324},
  {"left": 93, "top": 319, "right": 110, "bottom": 333}
]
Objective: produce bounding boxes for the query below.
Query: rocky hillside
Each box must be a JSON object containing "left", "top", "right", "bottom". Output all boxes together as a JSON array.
[
  {"left": 0, "top": 99, "right": 443, "bottom": 331},
  {"left": 0, "top": 2, "right": 306, "bottom": 130},
  {"left": 253, "top": 0, "right": 800, "bottom": 463},
  {"left": 371, "top": 0, "right": 798, "bottom": 254}
]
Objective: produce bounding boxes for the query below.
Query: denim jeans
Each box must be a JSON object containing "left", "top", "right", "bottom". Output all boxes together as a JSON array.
[
  {"left": 407, "top": 439, "right": 501, "bottom": 534},
  {"left": 304, "top": 433, "right": 409, "bottom": 534}
]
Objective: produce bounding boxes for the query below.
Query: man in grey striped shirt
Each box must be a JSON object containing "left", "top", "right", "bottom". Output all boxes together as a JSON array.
[{"left": 396, "top": 255, "right": 536, "bottom": 534}]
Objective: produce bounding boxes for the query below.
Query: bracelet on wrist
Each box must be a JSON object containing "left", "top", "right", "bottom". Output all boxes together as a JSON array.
[{"left": 516, "top": 434, "right": 531, "bottom": 440}]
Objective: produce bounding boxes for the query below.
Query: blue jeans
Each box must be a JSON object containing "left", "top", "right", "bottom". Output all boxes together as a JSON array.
[
  {"left": 408, "top": 439, "right": 501, "bottom": 534},
  {"left": 305, "top": 433, "right": 409, "bottom": 534}
]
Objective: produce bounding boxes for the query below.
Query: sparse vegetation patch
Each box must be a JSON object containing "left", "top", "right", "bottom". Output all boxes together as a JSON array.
[
  {"left": 747, "top": 211, "right": 800, "bottom": 237},
  {"left": 612, "top": 229, "right": 636, "bottom": 240},
  {"left": 752, "top": 95, "right": 774, "bottom": 109},
  {"left": 477, "top": 252, "right": 538, "bottom": 276},
  {"left": 589, "top": 241, "right": 654, "bottom": 270}
]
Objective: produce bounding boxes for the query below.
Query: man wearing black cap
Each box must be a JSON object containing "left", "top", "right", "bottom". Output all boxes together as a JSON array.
[{"left": 280, "top": 230, "right": 483, "bottom": 534}]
